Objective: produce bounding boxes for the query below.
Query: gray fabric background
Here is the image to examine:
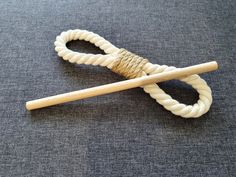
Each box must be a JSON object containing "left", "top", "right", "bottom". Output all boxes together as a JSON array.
[{"left": 0, "top": 0, "right": 235, "bottom": 176}]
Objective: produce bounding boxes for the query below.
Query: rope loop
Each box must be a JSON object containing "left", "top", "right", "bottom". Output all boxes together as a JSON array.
[{"left": 54, "top": 29, "right": 212, "bottom": 118}]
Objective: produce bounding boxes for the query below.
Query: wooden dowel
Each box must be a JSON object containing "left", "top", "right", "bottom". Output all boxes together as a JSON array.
[{"left": 26, "top": 61, "right": 218, "bottom": 110}]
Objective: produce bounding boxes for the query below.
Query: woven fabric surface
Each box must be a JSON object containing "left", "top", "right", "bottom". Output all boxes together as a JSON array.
[{"left": 0, "top": 0, "right": 235, "bottom": 176}]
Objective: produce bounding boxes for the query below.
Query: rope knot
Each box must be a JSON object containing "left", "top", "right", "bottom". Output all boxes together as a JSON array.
[{"left": 112, "top": 48, "right": 149, "bottom": 79}]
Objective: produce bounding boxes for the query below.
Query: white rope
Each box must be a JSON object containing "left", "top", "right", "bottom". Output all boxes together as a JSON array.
[{"left": 54, "top": 29, "right": 212, "bottom": 118}]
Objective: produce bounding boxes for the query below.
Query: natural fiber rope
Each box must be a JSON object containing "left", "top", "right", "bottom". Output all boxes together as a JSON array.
[
  {"left": 55, "top": 29, "right": 212, "bottom": 118},
  {"left": 112, "top": 49, "right": 149, "bottom": 79}
]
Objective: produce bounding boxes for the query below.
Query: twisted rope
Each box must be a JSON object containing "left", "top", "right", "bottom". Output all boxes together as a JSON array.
[{"left": 54, "top": 29, "right": 212, "bottom": 118}]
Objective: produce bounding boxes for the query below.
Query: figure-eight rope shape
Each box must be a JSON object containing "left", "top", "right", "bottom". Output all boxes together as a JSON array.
[{"left": 54, "top": 29, "right": 212, "bottom": 118}]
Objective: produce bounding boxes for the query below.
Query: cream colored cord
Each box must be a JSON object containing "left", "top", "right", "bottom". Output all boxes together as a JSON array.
[{"left": 54, "top": 29, "right": 212, "bottom": 118}]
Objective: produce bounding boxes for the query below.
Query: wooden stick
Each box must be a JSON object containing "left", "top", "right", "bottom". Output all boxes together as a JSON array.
[{"left": 26, "top": 61, "right": 218, "bottom": 110}]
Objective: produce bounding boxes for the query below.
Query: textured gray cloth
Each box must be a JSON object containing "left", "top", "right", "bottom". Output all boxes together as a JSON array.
[{"left": 0, "top": 0, "right": 235, "bottom": 176}]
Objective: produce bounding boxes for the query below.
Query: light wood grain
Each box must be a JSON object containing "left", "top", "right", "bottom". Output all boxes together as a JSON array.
[{"left": 26, "top": 61, "right": 218, "bottom": 110}]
